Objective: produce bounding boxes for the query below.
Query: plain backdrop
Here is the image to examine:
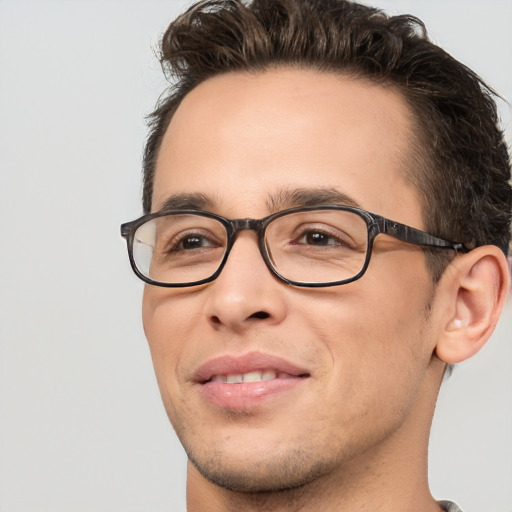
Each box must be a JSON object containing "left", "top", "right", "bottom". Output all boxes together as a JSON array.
[{"left": 0, "top": 1, "right": 511, "bottom": 511}]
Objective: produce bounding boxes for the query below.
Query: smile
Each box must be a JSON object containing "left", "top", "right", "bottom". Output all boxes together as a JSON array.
[
  {"left": 209, "top": 370, "right": 297, "bottom": 383},
  {"left": 195, "top": 352, "right": 310, "bottom": 409}
]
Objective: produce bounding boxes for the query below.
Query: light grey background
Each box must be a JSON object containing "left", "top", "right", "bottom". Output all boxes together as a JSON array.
[{"left": 0, "top": 1, "right": 510, "bottom": 511}]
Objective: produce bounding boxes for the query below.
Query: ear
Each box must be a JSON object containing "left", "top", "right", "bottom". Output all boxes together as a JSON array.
[{"left": 434, "top": 246, "right": 510, "bottom": 364}]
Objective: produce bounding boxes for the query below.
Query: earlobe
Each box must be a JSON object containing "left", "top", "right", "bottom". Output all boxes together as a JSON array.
[{"left": 435, "top": 246, "right": 510, "bottom": 365}]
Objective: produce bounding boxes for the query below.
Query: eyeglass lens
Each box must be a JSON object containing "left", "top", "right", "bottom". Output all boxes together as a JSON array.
[{"left": 132, "top": 210, "right": 369, "bottom": 285}]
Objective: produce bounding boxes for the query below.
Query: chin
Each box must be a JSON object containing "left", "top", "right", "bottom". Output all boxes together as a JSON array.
[{"left": 185, "top": 443, "right": 334, "bottom": 493}]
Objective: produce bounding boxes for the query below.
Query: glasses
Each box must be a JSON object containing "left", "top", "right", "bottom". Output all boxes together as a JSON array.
[{"left": 120, "top": 205, "right": 466, "bottom": 288}]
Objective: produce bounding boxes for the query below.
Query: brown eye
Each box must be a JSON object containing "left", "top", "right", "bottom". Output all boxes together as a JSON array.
[
  {"left": 301, "top": 231, "right": 338, "bottom": 246},
  {"left": 180, "top": 235, "right": 212, "bottom": 250}
]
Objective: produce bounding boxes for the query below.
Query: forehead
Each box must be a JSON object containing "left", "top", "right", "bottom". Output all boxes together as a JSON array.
[{"left": 153, "top": 68, "right": 423, "bottom": 226}]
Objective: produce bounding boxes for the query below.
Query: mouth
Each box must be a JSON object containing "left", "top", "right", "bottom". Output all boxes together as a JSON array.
[
  {"left": 209, "top": 369, "right": 306, "bottom": 384},
  {"left": 194, "top": 352, "right": 310, "bottom": 409}
]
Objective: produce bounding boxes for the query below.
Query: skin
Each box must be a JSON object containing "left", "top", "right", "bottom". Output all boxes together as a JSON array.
[{"left": 141, "top": 68, "right": 508, "bottom": 511}]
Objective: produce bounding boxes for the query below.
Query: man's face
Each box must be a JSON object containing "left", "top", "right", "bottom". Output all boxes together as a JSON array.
[{"left": 143, "top": 69, "right": 441, "bottom": 491}]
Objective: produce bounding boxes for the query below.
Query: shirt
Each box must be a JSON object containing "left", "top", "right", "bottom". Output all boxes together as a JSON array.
[{"left": 439, "top": 500, "right": 464, "bottom": 512}]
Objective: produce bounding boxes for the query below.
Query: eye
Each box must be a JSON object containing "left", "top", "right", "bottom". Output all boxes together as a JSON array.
[
  {"left": 292, "top": 224, "right": 354, "bottom": 248},
  {"left": 297, "top": 230, "right": 341, "bottom": 246},
  {"left": 165, "top": 230, "right": 221, "bottom": 254},
  {"left": 179, "top": 234, "right": 215, "bottom": 250}
]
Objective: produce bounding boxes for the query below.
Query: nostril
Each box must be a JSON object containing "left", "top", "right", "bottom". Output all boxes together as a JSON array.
[{"left": 250, "top": 311, "right": 270, "bottom": 320}]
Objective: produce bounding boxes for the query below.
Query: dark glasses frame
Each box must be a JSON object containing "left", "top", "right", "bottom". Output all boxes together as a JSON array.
[{"left": 120, "top": 204, "right": 468, "bottom": 288}]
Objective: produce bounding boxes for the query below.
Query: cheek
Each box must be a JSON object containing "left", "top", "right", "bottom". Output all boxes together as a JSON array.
[
  {"left": 307, "top": 300, "right": 432, "bottom": 453},
  {"left": 303, "top": 259, "right": 434, "bottom": 400},
  {"left": 142, "top": 288, "right": 213, "bottom": 436},
  {"left": 142, "top": 288, "right": 195, "bottom": 396},
  {"left": 358, "top": 275, "right": 433, "bottom": 369}
]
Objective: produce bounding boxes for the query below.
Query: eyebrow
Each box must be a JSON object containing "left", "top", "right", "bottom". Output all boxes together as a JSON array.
[
  {"left": 158, "top": 192, "right": 215, "bottom": 212},
  {"left": 157, "top": 187, "right": 362, "bottom": 215},
  {"left": 266, "top": 187, "right": 362, "bottom": 212}
]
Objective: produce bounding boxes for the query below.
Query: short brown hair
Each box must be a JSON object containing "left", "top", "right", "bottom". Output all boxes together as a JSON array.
[{"left": 142, "top": 0, "right": 512, "bottom": 280}]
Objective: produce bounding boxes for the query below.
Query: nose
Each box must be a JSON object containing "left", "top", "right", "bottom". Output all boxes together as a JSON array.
[{"left": 203, "top": 231, "right": 288, "bottom": 332}]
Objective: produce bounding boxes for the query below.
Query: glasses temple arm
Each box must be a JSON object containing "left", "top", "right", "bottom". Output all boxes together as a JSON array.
[{"left": 379, "top": 218, "right": 467, "bottom": 252}]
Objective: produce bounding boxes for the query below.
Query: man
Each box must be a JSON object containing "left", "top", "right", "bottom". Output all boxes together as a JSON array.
[{"left": 121, "top": 0, "right": 511, "bottom": 510}]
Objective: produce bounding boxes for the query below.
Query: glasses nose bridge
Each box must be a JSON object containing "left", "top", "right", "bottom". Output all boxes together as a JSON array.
[
  {"left": 227, "top": 217, "right": 267, "bottom": 260},
  {"left": 230, "top": 218, "right": 265, "bottom": 235}
]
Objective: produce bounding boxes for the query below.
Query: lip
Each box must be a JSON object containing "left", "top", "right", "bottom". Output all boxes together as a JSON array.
[
  {"left": 194, "top": 351, "right": 310, "bottom": 382},
  {"left": 194, "top": 351, "right": 310, "bottom": 410}
]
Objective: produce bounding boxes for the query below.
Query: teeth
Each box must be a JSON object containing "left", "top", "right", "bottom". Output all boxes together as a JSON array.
[
  {"left": 262, "top": 370, "right": 277, "bottom": 381},
  {"left": 226, "top": 374, "right": 243, "bottom": 383},
  {"left": 210, "top": 370, "right": 285, "bottom": 383},
  {"left": 243, "top": 371, "right": 264, "bottom": 382}
]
